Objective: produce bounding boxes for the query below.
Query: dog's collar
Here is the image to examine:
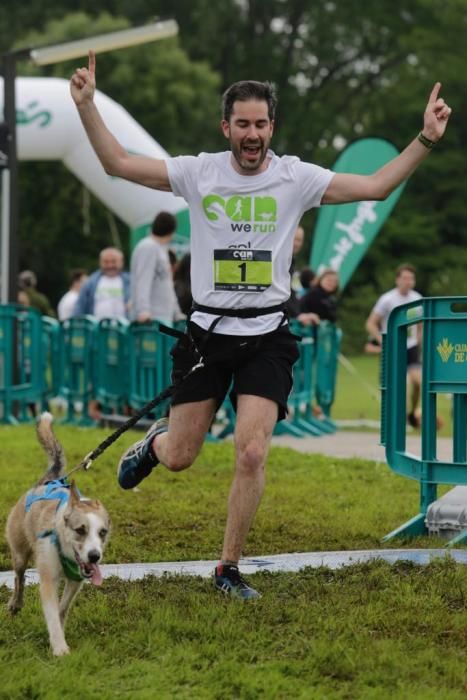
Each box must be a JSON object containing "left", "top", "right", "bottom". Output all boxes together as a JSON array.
[{"left": 37, "top": 529, "right": 84, "bottom": 582}]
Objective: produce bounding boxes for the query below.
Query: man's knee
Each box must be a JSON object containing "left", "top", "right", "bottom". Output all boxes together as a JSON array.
[
  {"left": 236, "top": 439, "right": 267, "bottom": 475},
  {"left": 163, "top": 440, "right": 199, "bottom": 472},
  {"left": 408, "top": 367, "right": 421, "bottom": 386}
]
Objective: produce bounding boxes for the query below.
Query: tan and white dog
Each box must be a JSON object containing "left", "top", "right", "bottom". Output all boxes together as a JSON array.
[{"left": 5, "top": 412, "right": 110, "bottom": 656}]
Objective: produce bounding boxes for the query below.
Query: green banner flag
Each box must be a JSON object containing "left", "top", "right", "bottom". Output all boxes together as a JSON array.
[{"left": 310, "top": 138, "right": 405, "bottom": 290}]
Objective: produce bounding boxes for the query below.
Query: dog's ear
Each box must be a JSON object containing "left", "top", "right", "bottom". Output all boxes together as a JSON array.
[{"left": 69, "top": 480, "right": 81, "bottom": 505}]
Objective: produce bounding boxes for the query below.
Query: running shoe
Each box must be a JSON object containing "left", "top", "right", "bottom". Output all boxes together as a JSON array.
[
  {"left": 407, "top": 411, "right": 421, "bottom": 429},
  {"left": 214, "top": 564, "right": 261, "bottom": 600},
  {"left": 117, "top": 417, "right": 169, "bottom": 490}
]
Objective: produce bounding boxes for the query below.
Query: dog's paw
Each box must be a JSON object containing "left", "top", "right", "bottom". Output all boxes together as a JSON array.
[{"left": 52, "top": 642, "right": 70, "bottom": 657}]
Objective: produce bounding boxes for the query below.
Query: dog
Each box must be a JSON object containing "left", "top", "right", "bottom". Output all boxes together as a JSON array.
[{"left": 5, "top": 412, "right": 110, "bottom": 656}]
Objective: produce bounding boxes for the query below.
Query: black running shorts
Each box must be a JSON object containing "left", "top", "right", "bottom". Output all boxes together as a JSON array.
[
  {"left": 407, "top": 345, "right": 420, "bottom": 368},
  {"left": 170, "top": 322, "right": 300, "bottom": 421}
]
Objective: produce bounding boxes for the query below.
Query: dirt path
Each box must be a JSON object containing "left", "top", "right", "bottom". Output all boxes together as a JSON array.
[{"left": 271, "top": 430, "right": 454, "bottom": 463}]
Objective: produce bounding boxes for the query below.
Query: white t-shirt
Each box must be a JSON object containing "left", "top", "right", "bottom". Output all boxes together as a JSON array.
[
  {"left": 57, "top": 290, "right": 79, "bottom": 321},
  {"left": 166, "top": 150, "right": 334, "bottom": 334},
  {"left": 372, "top": 287, "right": 422, "bottom": 348},
  {"left": 93, "top": 276, "right": 126, "bottom": 320}
]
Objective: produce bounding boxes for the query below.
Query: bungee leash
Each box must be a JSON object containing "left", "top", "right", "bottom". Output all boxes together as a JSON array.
[
  {"left": 64, "top": 351, "right": 205, "bottom": 479},
  {"left": 65, "top": 302, "right": 290, "bottom": 479}
]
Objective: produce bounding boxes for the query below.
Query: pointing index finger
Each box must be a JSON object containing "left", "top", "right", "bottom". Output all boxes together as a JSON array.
[
  {"left": 428, "top": 81, "right": 441, "bottom": 104},
  {"left": 88, "top": 50, "right": 96, "bottom": 77}
]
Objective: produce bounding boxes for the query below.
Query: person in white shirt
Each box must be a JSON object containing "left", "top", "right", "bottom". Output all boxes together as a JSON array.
[
  {"left": 130, "top": 211, "right": 182, "bottom": 324},
  {"left": 71, "top": 50, "right": 451, "bottom": 599},
  {"left": 72, "top": 247, "right": 130, "bottom": 319},
  {"left": 57, "top": 269, "right": 87, "bottom": 321},
  {"left": 366, "top": 263, "right": 422, "bottom": 427}
]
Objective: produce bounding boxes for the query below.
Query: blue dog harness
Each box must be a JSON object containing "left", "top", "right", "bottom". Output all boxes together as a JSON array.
[
  {"left": 26, "top": 479, "right": 85, "bottom": 582},
  {"left": 25, "top": 478, "right": 72, "bottom": 513}
]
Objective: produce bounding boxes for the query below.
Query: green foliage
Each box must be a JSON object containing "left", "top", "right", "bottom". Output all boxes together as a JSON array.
[
  {"left": 2, "top": 1, "right": 467, "bottom": 321},
  {"left": 10, "top": 12, "right": 220, "bottom": 305}
]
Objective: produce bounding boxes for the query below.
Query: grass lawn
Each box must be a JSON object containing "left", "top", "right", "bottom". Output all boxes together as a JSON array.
[
  {"left": 332, "top": 354, "right": 381, "bottom": 422},
  {"left": 1, "top": 424, "right": 467, "bottom": 698},
  {"left": 332, "top": 354, "right": 453, "bottom": 437}
]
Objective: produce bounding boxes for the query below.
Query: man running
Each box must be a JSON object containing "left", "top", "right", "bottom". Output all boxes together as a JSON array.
[
  {"left": 71, "top": 51, "right": 451, "bottom": 599},
  {"left": 366, "top": 263, "right": 423, "bottom": 427}
]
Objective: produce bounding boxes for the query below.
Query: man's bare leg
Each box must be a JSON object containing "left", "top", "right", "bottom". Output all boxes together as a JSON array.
[
  {"left": 407, "top": 366, "right": 422, "bottom": 427},
  {"left": 117, "top": 398, "right": 216, "bottom": 488},
  {"left": 221, "top": 394, "right": 278, "bottom": 563},
  {"left": 408, "top": 366, "right": 421, "bottom": 416},
  {"left": 153, "top": 399, "right": 217, "bottom": 471}
]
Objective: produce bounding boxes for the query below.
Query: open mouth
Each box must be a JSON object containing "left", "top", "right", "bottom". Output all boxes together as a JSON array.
[
  {"left": 242, "top": 143, "right": 262, "bottom": 161},
  {"left": 74, "top": 550, "right": 103, "bottom": 586}
]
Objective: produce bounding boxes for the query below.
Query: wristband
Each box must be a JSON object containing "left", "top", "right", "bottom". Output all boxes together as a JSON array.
[{"left": 417, "top": 131, "right": 437, "bottom": 149}]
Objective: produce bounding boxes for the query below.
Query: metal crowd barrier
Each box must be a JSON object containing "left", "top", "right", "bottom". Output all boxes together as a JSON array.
[
  {"left": 0, "top": 306, "right": 341, "bottom": 435},
  {"left": 59, "top": 315, "right": 98, "bottom": 425},
  {"left": 217, "top": 320, "right": 342, "bottom": 439},
  {"left": 381, "top": 296, "right": 467, "bottom": 545},
  {"left": 273, "top": 320, "right": 341, "bottom": 438},
  {"left": 0, "top": 305, "right": 44, "bottom": 423}
]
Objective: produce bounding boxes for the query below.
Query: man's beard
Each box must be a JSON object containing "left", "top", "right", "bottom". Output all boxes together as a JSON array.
[{"left": 230, "top": 137, "right": 269, "bottom": 172}]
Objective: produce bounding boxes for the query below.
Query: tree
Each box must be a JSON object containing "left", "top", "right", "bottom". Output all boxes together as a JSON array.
[
  {"left": 11, "top": 12, "right": 220, "bottom": 304},
  {"left": 3, "top": 0, "right": 467, "bottom": 347}
]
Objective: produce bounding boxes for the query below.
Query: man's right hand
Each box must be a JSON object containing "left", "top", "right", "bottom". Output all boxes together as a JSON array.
[
  {"left": 297, "top": 312, "right": 320, "bottom": 327},
  {"left": 137, "top": 312, "right": 152, "bottom": 324},
  {"left": 70, "top": 50, "right": 96, "bottom": 106},
  {"left": 69, "top": 48, "right": 172, "bottom": 192}
]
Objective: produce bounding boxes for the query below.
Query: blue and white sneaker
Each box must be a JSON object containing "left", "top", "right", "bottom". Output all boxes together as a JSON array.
[
  {"left": 117, "top": 417, "right": 169, "bottom": 490},
  {"left": 214, "top": 564, "right": 261, "bottom": 600}
]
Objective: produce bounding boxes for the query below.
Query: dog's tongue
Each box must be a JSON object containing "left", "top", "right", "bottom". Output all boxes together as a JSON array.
[{"left": 89, "top": 563, "right": 103, "bottom": 586}]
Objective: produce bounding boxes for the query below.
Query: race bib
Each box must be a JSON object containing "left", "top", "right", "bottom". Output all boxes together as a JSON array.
[{"left": 213, "top": 249, "right": 272, "bottom": 292}]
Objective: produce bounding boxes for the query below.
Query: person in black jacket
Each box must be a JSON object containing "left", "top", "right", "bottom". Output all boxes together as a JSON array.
[
  {"left": 299, "top": 268, "right": 339, "bottom": 322},
  {"left": 286, "top": 226, "right": 319, "bottom": 326}
]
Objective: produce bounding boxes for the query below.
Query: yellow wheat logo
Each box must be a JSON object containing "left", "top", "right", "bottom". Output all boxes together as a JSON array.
[{"left": 437, "top": 338, "right": 454, "bottom": 363}]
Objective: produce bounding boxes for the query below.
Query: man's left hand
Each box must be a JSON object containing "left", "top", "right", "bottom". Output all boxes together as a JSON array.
[{"left": 423, "top": 82, "right": 452, "bottom": 142}]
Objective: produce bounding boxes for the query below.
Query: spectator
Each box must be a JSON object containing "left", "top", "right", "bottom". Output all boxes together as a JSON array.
[
  {"left": 173, "top": 253, "right": 193, "bottom": 316},
  {"left": 168, "top": 249, "right": 178, "bottom": 276},
  {"left": 130, "top": 211, "right": 182, "bottom": 324},
  {"left": 290, "top": 225, "right": 305, "bottom": 294},
  {"left": 287, "top": 226, "right": 320, "bottom": 326},
  {"left": 57, "top": 269, "right": 87, "bottom": 321},
  {"left": 18, "top": 270, "right": 55, "bottom": 317},
  {"left": 299, "top": 267, "right": 315, "bottom": 292},
  {"left": 17, "top": 289, "right": 30, "bottom": 307},
  {"left": 299, "top": 268, "right": 339, "bottom": 323},
  {"left": 365, "top": 263, "right": 422, "bottom": 427},
  {"left": 73, "top": 247, "right": 129, "bottom": 319}
]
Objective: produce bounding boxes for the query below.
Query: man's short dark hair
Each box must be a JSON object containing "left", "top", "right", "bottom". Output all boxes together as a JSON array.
[
  {"left": 222, "top": 81, "right": 277, "bottom": 122},
  {"left": 299, "top": 267, "right": 315, "bottom": 290},
  {"left": 69, "top": 268, "right": 86, "bottom": 284},
  {"left": 152, "top": 211, "right": 177, "bottom": 237},
  {"left": 396, "top": 263, "right": 416, "bottom": 277}
]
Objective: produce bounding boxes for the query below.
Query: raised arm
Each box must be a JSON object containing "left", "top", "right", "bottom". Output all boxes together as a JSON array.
[
  {"left": 322, "top": 82, "right": 452, "bottom": 205},
  {"left": 70, "top": 51, "right": 171, "bottom": 191}
]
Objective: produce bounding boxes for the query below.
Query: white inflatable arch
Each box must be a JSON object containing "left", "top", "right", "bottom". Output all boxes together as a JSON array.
[{"left": 0, "top": 76, "right": 190, "bottom": 246}]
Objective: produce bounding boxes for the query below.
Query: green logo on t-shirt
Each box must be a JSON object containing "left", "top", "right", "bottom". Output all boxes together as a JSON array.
[{"left": 203, "top": 194, "right": 277, "bottom": 232}]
